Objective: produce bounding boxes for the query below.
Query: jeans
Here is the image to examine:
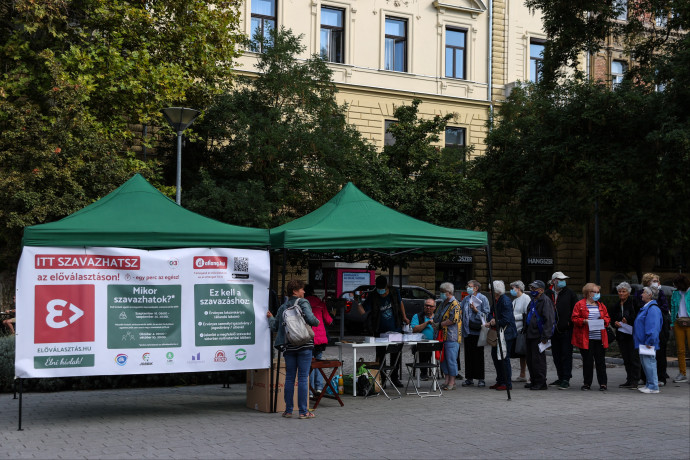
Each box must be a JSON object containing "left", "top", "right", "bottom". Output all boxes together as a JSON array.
[
  {"left": 640, "top": 353, "right": 659, "bottom": 390},
  {"left": 491, "top": 338, "right": 515, "bottom": 387},
  {"left": 310, "top": 349, "right": 323, "bottom": 391},
  {"left": 284, "top": 348, "right": 312, "bottom": 415},
  {"left": 551, "top": 328, "right": 573, "bottom": 381},
  {"left": 441, "top": 342, "right": 459, "bottom": 377},
  {"left": 580, "top": 339, "right": 607, "bottom": 386}
]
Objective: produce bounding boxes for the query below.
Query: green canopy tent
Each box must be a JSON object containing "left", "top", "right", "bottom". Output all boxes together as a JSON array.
[
  {"left": 270, "top": 182, "right": 487, "bottom": 253},
  {"left": 22, "top": 174, "right": 270, "bottom": 248},
  {"left": 268, "top": 182, "right": 503, "bottom": 406}
]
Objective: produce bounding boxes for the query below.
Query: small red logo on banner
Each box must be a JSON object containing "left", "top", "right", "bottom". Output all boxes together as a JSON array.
[
  {"left": 34, "top": 285, "right": 95, "bottom": 343},
  {"left": 193, "top": 256, "right": 228, "bottom": 270}
]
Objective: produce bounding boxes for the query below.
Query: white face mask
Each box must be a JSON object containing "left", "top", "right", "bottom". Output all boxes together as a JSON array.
[{"left": 651, "top": 282, "right": 660, "bottom": 288}]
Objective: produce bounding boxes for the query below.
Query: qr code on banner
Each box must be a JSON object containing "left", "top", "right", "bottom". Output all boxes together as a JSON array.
[{"left": 233, "top": 257, "right": 249, "bottom": 272}]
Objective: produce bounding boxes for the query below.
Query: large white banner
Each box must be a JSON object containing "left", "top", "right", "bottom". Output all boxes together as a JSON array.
[{"left": 15, "top": 247, "right": 271, "bottom": 378}]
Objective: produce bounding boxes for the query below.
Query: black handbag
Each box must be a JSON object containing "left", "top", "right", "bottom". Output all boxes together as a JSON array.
[
  {"left": 468, "top": 318, "right": 483, "bottom": 331},
  {"left": 606, "top": 326, "right": 617, "bottom": 344},
  {"left": 514, "top": 330, "right": 527, "bottom": 356}
]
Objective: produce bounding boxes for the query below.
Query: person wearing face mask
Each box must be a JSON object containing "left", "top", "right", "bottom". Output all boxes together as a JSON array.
[
  {"left": 358, "top": 275, "right": 409, "bottom": 387},
  {"left": 611, "top": 282, "right": 641, "bottom": 388},
  {"left": 635, "top": 286, "right": 663, "bottom": 394},
  {"left": 510, "top": 281, "right": 531, "bottom": 383},
  {"left": 523, "top": 280, "right": 555, "bottom": 390},
  {"left": 545, "top": 271, "right": 579, "bottom": 390},
  {"left": 433, "top": 282, "right": 462, "bottom": 390},
  {"left": 571, "top": 283, "right": 611, "bottom": 391},
  {"left": 460, "top": 280, "right": 490, "bottom": 387},
  {"left": 635, "top": 273, "right": 670, "bottom": 386}
]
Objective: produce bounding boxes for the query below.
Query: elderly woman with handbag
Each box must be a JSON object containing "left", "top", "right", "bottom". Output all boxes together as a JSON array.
[
  {"left": 460, "top": 280, "right": 491, "bottom": 388},
  {"left": 510, "top": 281, "right": 530, "bottom": 382},
  {"left": 571, "top": 283, "right": 611, "bottom": 391},
  {"left": 434, "top": 282, "right": 461, "bottom": 390},
  {"left": 487, "top": 281, "right": 517, "bottom": 391}
]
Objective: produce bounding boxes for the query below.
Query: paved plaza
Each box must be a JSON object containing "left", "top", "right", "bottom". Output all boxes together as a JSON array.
[{"left": 1, "top": 345, "right": 689, "bottom": 459}]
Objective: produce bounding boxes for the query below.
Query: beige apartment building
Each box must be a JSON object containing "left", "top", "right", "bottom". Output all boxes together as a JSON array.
[{"left": 242, "top": 1, "right": 679, "bottom": 295}]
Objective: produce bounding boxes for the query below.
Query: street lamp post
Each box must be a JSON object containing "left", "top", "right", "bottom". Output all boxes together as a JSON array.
[{"left": 161, "top": 107, "right": 200, "bottom": 205}]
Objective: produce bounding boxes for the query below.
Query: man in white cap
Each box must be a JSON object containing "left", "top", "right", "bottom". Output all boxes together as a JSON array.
[{"left": 545, "top": 271, "right": 579, "bottom": 390}]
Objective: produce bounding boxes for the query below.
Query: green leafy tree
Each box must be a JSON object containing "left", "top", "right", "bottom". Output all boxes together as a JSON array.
[
  {"left": 184, "top": 27, "right": 381, "bottom": 228},
  {"left": 0, "top": 0, "right": 243, "bottom": 269},
  {"left": 376, "top": 99, "right": 476, "bottom": 231}
]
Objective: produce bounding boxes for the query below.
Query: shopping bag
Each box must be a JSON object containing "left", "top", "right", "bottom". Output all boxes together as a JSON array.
[{"left": 477, "top": 315, "right": 489, "bottom": 346}]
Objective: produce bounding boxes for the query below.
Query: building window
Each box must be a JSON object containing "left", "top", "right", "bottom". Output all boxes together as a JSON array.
[
  {"left": 251, "top": 0, "right": 276, "bottom": 52},
  {"left": 615, "top": 1, "right": 628, "bottom": 21},
  {"left": 529, "top": 40, "right": 545, "bottom": 83},
  {"left": 384, "top": 17, "right": 407, "bottom": 72},
  {"left": 445, "top": 28, "right": 466, "bottom": 79},
  {"left": 384, "top": 120, "right": 396, "bottom": 146},
  {"left": 445, "top": 127, "right": 466, "bottom": 158},
  {"left": 611, "top": 60, "right": 627, "bottom": 87},
  {"left": 320, "top": 6, "right": 344, "bottom": 63},
  {"left": 655, "top": 10, "right": 669, "bottom": 28}
]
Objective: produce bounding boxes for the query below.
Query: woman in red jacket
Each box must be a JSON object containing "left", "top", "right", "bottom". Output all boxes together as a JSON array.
[
  {"left": 305, "top": 284, "right": 333, "bottom": 394},
  {"left": 572, "top": 283, "right": 611, "bottom": 391}
]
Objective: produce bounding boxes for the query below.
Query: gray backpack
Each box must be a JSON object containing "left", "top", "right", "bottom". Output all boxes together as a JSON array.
[{"left": 283, "top": 299, "right": 314, "bottom": 346}]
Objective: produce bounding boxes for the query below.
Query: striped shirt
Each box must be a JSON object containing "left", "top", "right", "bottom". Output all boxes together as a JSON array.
[{"left": 587, "top": 303, "right": 601, "bottom": 340}]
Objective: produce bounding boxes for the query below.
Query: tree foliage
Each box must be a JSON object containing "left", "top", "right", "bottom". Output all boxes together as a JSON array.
[
  {"left": 0, "top": 0, "right": 244, "bottom": 269},
  {"left": 183, "top": 28, "right": 381, "bottom": 229}
]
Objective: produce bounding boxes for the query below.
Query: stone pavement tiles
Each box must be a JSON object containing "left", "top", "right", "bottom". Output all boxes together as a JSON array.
[{"left": 1, "top": 346, "right": 688, "bottom": 459}]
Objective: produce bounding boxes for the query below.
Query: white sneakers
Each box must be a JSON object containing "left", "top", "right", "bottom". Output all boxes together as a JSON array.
[
  {"left": 673, "top": 373, "right": 688, "bottom": 383},
  {"left": 638, "top": 387, "right": 660, "bottom": 394}
]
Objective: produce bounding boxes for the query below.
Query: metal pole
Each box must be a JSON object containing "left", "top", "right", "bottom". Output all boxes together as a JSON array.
[
  {"left": 595, "top": 198, "right": 601, "bottom": 285},
  {"left": 175, "top": 131, "right": 183, "bottom": 205},
  {"left": 17, "top": 378, "right": 23, "bottom": 431}
]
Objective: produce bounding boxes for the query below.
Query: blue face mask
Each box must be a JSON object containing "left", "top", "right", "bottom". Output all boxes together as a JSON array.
[
  {"left": 377, "top": 288, "right": 386, "bottom": 295},
  {"left": 466, "top": 287, "right": 474, "bottom": 295},
  {"left": 592, "top": 293, "right": 601, "bottom": 302},
  {"left": 440, "top": 293, "right": 447, "bottom": 301},
  {"left": 510, "top": 288, "right": 517, "bottom": 297},
  {"left": 530, "top": 290, "right": 539, "bottom": 297},
  {"left": 557, "top": 280, "right": 566, "bottom": 289}
]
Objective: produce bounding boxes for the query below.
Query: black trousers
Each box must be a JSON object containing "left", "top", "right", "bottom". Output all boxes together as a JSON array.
[
  {"left": 617, "top": 333, "right": 640, "bottom": 384},
  {"left": 526, "top": 338, "right": 547, "bottom": 387},
  {"left": 376, "top": 346, "right": 402, "bottom": 381},
  {"left": 410, "top": 345, "right": 431, "bottom": 377},
  {"left": 551, "top": 328, "right": 573, "bottom": 381},
  {"left": 464, "top": 334, "right": 485, "bottom": 380},
  {"left": 581, "top": 339, "right": 607, "bottom": 386},
  {"left": 491, "top": 339, "right": 515, "bottom": 386}
]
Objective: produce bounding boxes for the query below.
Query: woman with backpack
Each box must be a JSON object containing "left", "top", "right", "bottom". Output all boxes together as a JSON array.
[{"left": 267, "top": 280, "right": 320, "bottom": 419}]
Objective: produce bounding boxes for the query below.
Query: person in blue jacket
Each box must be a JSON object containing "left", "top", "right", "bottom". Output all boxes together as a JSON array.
[{"left": 634, "top": 286, "right": 663, "bottom": 394}]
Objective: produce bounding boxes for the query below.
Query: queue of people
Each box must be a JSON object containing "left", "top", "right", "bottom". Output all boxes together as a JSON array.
[{"left": 269, "top": 272, "right": 688, "bottom": 419}]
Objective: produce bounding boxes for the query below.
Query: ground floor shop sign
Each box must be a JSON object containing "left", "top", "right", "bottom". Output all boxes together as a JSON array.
[{"left": 15, "top": 247, "right": 270, "bottom": 378}]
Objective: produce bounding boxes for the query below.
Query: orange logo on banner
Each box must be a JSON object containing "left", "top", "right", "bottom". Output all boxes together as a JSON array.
[{"left": 34, "top": 285, "right": 95, "bottom": 344}]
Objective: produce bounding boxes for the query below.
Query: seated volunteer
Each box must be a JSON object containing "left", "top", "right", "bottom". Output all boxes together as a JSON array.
[
  {"left": 434, "top": 282, "right": 461, "bottom": 390},
  {"left": 410, "top": 298, "right": 437, "bottom": 380},
  {"left": 357, "top": 275, "right": 409, "bottom": 387},
  {"left": 267, "top": 280, "right": 320, "bottom": 419}
]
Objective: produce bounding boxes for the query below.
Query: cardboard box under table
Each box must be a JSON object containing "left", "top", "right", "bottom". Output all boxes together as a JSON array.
[{"left": 246, "top": 360, "right": 299, "bottom": 413}]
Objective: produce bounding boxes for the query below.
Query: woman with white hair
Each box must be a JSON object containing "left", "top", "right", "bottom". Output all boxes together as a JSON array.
[
  {"left": 487, "top": 280, "right": 518, "bottom": 391},
  {"left": 635, "top": 286, "right": 663, "bottom": 393},
  {"left": 510, "top": 280, "right": 530, "bottom": 382},
  {"left": 434, "top": 282, "right": 461, "bottom": 390},
  {"left": 611, "top": 282, "right": 641, "bottom": 388}
]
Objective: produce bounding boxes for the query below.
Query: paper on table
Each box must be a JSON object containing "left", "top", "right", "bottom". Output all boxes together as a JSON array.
[
  {"left": 639, "top": 345, "right": 656, "bottom": 356},
  {"left": 538, "top": 340, "right": 551, "bottom": 353},
  {"left": 618, "top": 323, "right": 633, "bottom": 335},
  {"left": 588, "top": 319, "right": 605, "bottom": 330}
]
